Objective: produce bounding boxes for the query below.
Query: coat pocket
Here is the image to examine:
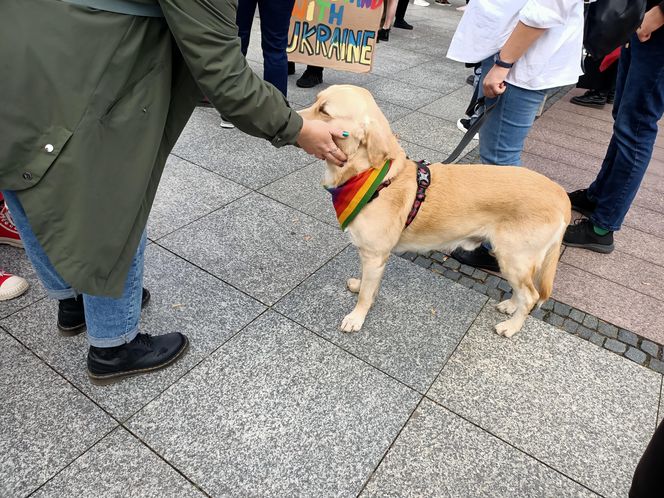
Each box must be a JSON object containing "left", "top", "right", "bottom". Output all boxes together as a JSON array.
[
  {"left": 0, "top": 126, "right": 73, "bottom": 191},
  {"left": 100, "top": 62, "right": 166, "bottom": 123}
]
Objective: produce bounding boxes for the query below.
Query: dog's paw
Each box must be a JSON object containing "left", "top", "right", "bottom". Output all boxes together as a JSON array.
[
  {"left": 496, "top": 299, "right": 517, "bottom": 315},
  {"left": 346, "top": 278, "right": 361, "bottom": 294},
  {"left": 495, "top": 319, "right": 521, "bottom": 338},
  {"left": 340, "top": 312, "right": 365, "bottom": 333}
]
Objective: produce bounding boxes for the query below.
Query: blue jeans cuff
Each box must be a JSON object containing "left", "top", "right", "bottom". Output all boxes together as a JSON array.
[{"left": 88, "top": 326, "right": 139, "bottom": 348}]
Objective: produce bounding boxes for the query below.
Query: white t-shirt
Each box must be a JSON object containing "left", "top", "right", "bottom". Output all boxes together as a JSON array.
[{"left": 447, "top": 0, "right": 584, "bottom": 90}]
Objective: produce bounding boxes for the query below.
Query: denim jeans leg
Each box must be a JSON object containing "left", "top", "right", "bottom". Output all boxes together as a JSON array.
[
  {"left": 479, "top": 84, "right": 546, "bottom": 165},
  {"left": 590, "top": 32, "right": 664, "bottom": 231},
  {"left": 236, "top": 0, "right": 258, "bottom": 56},
  {"left": 83, "top": 230, "right": 146, "bottom": 347},
  {"left": 257, "top": 0, "right": 296, "bottom": 97},
  {"left": 1, "top": 190, "right": 77, "bottom": 300}
]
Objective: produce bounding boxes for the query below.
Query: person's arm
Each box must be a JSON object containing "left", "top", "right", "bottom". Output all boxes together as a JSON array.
[
  {"left": 637, "top": 3, "right": 664, "bottom": 43},
  {"left": 483, "top": 0, "right": 574, "bottom": 98},
  {"left": 159, "top": 0, "right": 346, "bottom": 164}
]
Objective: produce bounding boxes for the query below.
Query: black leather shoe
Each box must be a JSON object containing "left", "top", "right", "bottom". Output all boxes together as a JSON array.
[
  {"left": 607, "top": 90, "right": 615, "bottom": 105},
  {"left": 87, "top": 332, "right": 188, "bottom": 384},
  {"left": 378, "top": 28, "right": 390, "bottom": 41},
  {"left": 58, "top": 288, "right": 151, "bottom": 335},
  {"left": 296, "top": 68, "right": 323, "bottom": 88},
  {"left": 393, "top": 18, "right": 413, "bottom": 30},
  {"left": 568, "top": 189, "right": 596, "bottom": 217},
  {"left": 570, "top": 90, "right": 608, "bottom": 109},
  {"left": 563, "top": 219, "right": 614, "bottom": 253},
  {"left": 450, "top": 246, "right": 500, "bottom": 272}
]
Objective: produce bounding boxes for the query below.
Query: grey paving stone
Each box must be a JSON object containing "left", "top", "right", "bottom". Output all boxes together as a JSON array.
[
  {"left": 275, "top": 247, "right": 486, "bottom": 392},
  {"left": 472, "top": 269, "right": 488, "bottom": 281},
  {"left": 401, "top": 251, "right": 418, "bottom": 261},
  {"left": 390, "top": 60, "right": 468, "bottom": 95},
  {"left": 160, "top": 193, "right": 348, "bottom": 305},
  {"left": 0, "top": 331, "right": 115, "bottom": 497},
  {"left": 485, "top": 275, "right": 501, "bottom": 288},
  {"left": 625, "top": 347, "right": 648, "bottom": 366},
  {"left": 530, "top": 308, "right": 546, "bottom": 320},
  {"left": 0, "top": 245, "right": 46, "bottom": 319},
  {"left": 128, "top": 312, "right": 419, "bottom": 497},
  {"left": 444, "top": 270, "right": 461, "bottom": 282},
  {"left": 429, "top": 303, "right": 661, "bottom": 497},
  {"left": 605, "top": 338, "right": 628, "bottom": 355},
  {"left": 399, "top": 139, "right": 446, "bottom": 165},
  {"left": 553, "top": 302, "right": 572, "bottom": 317},
  {"left": 563, "top": 318, "right": 580, "bottom": 334},
  {"left": 459, "top": 264, "right": 475, "bottom": 276},
  {"left": 487, "top": 288, "right": 503, "bottom": 302},
  {"left": 589, "top": 333, "right": 606, "bottom": 347},
  {"left": 414, "top": 256, "right": 432, "bottom": 269},
  {"left": 392, "top": 112, "right": 476, "bottom": 157},
  {"left": 459, "top": 276, "right": 475, "bottom": 288},
  {"left": 545, "top": 313, "right": 564, "bottom": 328},
  {"left": 619, "top": 328, "right": 639, "bottom": 346},
  {"left": 498, "top": 280, "right": 512, "bottom": 293},
  {"left": 597, "top": 321, "right": 619, "bottom": 339},
  {"left": 1, "top": 245, "right": 265, "bottom": 419},
  {"left": 148, "top": 155, "right": 248, "bottom": 239},
  {"left": 32, "top": 428, "right": 203, "bottom": 498},
  {"left": 583, "top": 314, "right": 599, "bottom": 330},
  {"left": 430, "top": 263, "right": 445, "bottom": 274},
  {"left": 260, "top": 161, "right": 338, "bottom": 227},
  {"left": 472, "top": 283, "right": 488, "bottom": 295},
  {"left": 418, "top": 85, "right": 476, "bottom": 124},
  {"left": 363, "top": 77, "right": 443, "bottom": 110},
  {"left": 431, "top": 251, "right": 447, "bottom": 264},
  {"left": 569, "top": 308, "right": 585, "bottom": 323},
  {"left": 641, "top": 340, "right": 660, "bottom": 358},
  {"left": 370, "top": 46, "right": 433, "bottom": 78},
  {"left": 362, "top": 400, "right": 597, "bottom": 498},
  {"left": 577, "top": 326, "right": 594, "bottom": 340},
  {"left": 374, "top": 99, "right": 415, "bottom": 123},
  {"left": 650, "top": 358, "right": 664, "bottom": 375},
  {"left": 172, "top": 111, "right": 314, "bottom": 190},
  {"left": 443, "top": 258, "right": 460, "bottom": 270}
]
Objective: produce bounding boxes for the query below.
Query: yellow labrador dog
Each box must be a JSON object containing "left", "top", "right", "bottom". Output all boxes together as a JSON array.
[{"left": 300, "top": 85, "right": 571, "bottom": 338}]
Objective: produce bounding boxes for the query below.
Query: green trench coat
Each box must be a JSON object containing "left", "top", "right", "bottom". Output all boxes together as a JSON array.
[{"left": 0, "top": 0, "right": 303, "bottom": 296}]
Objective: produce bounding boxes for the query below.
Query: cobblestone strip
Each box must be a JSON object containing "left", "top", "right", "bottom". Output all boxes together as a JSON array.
[{"left": 398, "top": 250, "right": 664, "bottom": 375}]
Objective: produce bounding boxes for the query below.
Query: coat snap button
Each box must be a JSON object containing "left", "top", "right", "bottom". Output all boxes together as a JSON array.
[
  {"left": 23, "top": 172, "right": 33, "bottom": 181},
  {"left": 44, "top": 144, "right": 54, "bottom": 153}
]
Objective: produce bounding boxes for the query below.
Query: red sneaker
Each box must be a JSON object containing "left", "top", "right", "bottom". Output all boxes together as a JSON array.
[
  {"left": 0, "top": 271, "right": 29, "bottom": 301},
  {"left": 0, "top": 203, "right": 23, "bottom": 248}
]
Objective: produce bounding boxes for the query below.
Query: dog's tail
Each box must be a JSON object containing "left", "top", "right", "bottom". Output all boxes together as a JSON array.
[{"left": 534, "top": 222, "right": 565, "bottom": 305}]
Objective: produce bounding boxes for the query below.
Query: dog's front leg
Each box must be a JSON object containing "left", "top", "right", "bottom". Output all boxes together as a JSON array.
[{"left": 340, "top": 251, "right": 389, "bottom": 332}]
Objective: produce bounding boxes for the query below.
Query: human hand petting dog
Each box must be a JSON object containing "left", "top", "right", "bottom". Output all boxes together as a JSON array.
[{"left": 297, "top": 119, "right": 348, "bottom": 166}]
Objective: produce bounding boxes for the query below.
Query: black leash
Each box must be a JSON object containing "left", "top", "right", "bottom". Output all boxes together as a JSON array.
[{"left": 442, "top": 96, "right": 499, "bottom": 164}]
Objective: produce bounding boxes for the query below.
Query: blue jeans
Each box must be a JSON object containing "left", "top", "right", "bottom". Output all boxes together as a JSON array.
[
  {"left": 588, "top": 32, "right": 664, "bottom": 231},
  {"left": 236, "top": 0, "right": 296, "bottom": 97},
  {"left": 478, "top": 56, "right": 548, "bottom": 165},
  {"left": 2, "top": 191, "right": 145, "bottom": 347}
]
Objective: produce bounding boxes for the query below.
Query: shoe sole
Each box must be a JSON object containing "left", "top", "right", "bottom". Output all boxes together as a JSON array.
[
  {"left": 296, "top": 79, "right": 323, "bottom": 88},
  {"left": 87, "top": 336, "right": 190, "bottom": 385},
  {"left": 569, "top": 100, "right": 606, "bottom": 109},
  {"left": 563, "top": 241, "right": 615, "bottom": 254},
  {"left": 0, "top": 279, "right": 29, "bottom": 301},
  {"left": 58, "top": 290, "right": 151, "bottom": 336},
  {"left": 0, "top": 237, "right": 24, "bottom": 248}
]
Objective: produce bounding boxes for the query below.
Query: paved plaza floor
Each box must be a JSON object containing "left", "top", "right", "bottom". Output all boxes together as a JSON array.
[{"left": 2, "top": 2, "right": 663, "bottom": 497}]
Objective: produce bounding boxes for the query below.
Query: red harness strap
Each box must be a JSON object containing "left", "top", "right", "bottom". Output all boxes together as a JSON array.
[{"left": 405, "top": 161, "right": 431, "bottom": 227}]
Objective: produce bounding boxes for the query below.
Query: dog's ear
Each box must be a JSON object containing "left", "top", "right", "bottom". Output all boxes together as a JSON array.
[{"left": 362, "top": 117, "right": 390, "bottom": 166}]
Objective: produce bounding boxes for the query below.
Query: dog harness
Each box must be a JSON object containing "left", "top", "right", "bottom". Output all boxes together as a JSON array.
[
  {"left": 326, "top": 160, "right": 391, "bottom": 230},
  {"left": 405, "top": 160, "right": 431, "bottom": 227}
]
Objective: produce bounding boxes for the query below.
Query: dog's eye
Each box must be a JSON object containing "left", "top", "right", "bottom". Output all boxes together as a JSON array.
[{"left": 319, "top": 105, "right": 330, "bottom": 116}]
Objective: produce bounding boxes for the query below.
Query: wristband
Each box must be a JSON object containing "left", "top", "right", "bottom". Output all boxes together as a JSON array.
[{"left": 494, "top": 54, "right": 514, "bottom": 69}]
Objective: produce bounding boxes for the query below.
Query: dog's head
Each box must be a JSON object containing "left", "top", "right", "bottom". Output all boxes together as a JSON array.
[{"left": 299, "top": 85, "right": 403, "bottom": 186}]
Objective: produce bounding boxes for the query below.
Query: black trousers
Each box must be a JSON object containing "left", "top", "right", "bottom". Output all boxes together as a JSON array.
[
  {"left": 630, "top": 420, "right": 664, "bottom": 497},
  {"left": 396, "top": 0, "right": 409, "bottom": 21}
]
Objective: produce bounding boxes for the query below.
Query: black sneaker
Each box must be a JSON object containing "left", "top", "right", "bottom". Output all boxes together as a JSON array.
[
  {"left": 567, "top": 189, "right": 596, "bottom": 217},
  {"left": 378, "top": 28, "right": 390, "bottom": 41},
  {"left": 563, "top": 219, "right": 614, "bottom": 253},
  {"left": 450, "top": 246, "right": 500, "bottom": 272},
  {"left": 288, "top": 61, "right": 295, "bottom": 75},
  {"left": 393, "top": 19, "right": 413, "bottom": 30},
  {"left": 296, "top": 68, "right": 323, "bottom": 88},
  {"left": 570, "top": 90, "right": 608, "bottom": 109},
  {"left": 87, "top": 332, "right": 188, "bottom": 384},
  {"left": 607, "top": 90, "right": 615, "bottom": 105},
  {"left": 58, "top": 288, "right": 151, "bottom": 336}
]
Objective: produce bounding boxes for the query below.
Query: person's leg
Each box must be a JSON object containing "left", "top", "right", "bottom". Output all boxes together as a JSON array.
[
  {"left": 257, "top": 0, "right": 295, "bottom": 97},
  {"left": 383, "top": 0, "right": 398, "bottom": 28},
  {"left": 395, "top": 0, "right": 410, "bottom": 22},
  {"left": 236, "top": 0, "right": 258, "bottom": 56},
  {"left": 477, "top": 57, "right": 547, "bottom": 166},
  {"left": 589, "top": 32, "right": 664, "bottom": 232},
  {"left": 630, "top": 421, "right": 664, "bottom": 497}
]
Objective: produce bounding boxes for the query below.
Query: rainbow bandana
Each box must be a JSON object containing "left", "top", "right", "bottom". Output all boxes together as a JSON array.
[{"left": 325, "top": 160, "right": 391, "bottom": 231}]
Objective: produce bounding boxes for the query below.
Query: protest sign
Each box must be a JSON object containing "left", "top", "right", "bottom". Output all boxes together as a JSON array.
[{"left": 287, "top": 0, "right": 384, "bottom": 73}]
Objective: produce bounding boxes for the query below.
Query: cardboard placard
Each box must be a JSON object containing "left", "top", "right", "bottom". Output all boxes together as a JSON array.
[{"left": 287, "top": 0, "right": 384, "bottom": 74}]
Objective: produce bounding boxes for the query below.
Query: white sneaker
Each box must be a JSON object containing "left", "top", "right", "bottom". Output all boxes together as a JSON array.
[
  {"left": 0, "top": 271, "right": 29, "bottom": 301},
  {"left": 219, "top": 118, "right": 235, "bottom": 129},
  {"left": 414, "top": 0, "right": 430, "bottom": 6},
  {"left": 457, "top": 118, "right": 479, "bottom": 140}
]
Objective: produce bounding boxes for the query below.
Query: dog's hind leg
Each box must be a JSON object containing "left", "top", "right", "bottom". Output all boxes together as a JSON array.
[{"left": 340, "top": 250, "right": 390, "bottom": 332}]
